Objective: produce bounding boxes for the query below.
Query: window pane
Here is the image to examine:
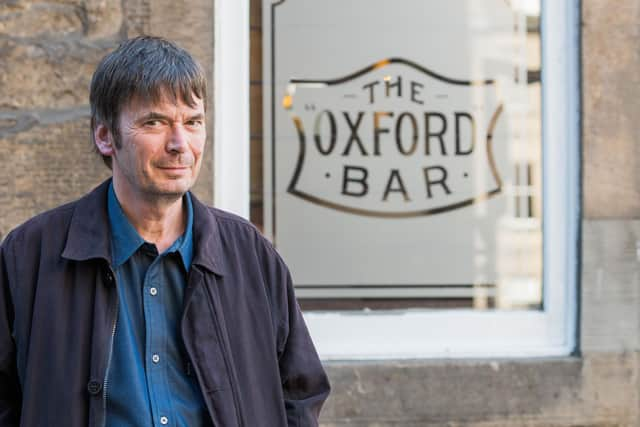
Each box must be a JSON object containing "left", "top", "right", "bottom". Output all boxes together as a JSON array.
[{"left": 250, "top": 0, "right": 542, "bottom": 311}]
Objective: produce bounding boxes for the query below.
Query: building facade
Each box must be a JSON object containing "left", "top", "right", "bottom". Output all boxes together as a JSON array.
[{"left": 2, "top": 0, "right": 640, "bottom": 425}]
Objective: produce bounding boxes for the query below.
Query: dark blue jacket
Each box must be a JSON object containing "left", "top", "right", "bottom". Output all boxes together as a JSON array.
[{"left": 0, "top": 180, "right": 330, "bottom": 426}]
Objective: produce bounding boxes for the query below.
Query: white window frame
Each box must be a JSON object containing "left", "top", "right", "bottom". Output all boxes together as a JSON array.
[
  {"left": 215, "top": 0, "right": 580, "bottom": 359},
  {"left": 214, "top": 0, "right": 250, "bottom": 218}
]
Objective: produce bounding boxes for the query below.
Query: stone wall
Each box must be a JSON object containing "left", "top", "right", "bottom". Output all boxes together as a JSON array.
[
  {"left": 582, "top": 0, "right": 640, "bottom": 218},
  {"left": 0, "top": 0, "right": 214, "bottom": 239}
]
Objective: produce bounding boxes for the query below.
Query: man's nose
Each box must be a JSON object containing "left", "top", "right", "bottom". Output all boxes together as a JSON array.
[{"left": 167, "top": 125, "right": 188, "bottom": 152}]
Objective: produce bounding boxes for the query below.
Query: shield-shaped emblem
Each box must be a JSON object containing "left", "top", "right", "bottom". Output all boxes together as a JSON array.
[{"left": 284, "top": 58, "right": 505, "bottom": 218}]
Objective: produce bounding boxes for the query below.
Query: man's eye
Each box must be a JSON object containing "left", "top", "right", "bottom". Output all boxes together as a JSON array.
[
  {"left": 186, "top": 120, "right": 204, "bottom": 127},
  {"left": 145, "top": 120, "right": 162, "bottom": 127}
]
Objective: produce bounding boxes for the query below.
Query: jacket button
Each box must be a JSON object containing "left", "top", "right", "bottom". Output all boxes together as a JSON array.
[
  {"left": 87, "top": 380, "right": 102, "bottom": 395},
  {"left": 104, "top": 270, "right": 115, "bottom": 287}
]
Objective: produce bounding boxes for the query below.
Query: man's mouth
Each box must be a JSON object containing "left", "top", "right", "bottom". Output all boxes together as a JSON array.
[{"left": 158, "top": 164, "right": 191, "bottom": 169}]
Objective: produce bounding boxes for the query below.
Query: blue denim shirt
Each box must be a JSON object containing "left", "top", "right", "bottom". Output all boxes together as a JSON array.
[{"left": 106, "top": 183, "right": 211, "bottom": 427}]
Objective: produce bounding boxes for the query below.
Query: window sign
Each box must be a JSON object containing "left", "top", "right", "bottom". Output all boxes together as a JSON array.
[
  {"left": 251, "top": 0, "right": 579, "bottom": 358},
  {"left": 263, "top": 0, "right": 543, "bottom": 309}
]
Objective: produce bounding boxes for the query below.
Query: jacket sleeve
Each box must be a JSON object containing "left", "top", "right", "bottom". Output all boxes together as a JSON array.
[
  {"left": 0, "top": 236, "right": 21, "bottom": 426},
  {"left": 270, "top": 251, "right": 331, "bottom": 427}
]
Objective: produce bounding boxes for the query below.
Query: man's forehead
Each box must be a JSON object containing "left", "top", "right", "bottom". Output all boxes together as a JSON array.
[{"left": 125, "top": 90, "right": 204, "bottom": 114}]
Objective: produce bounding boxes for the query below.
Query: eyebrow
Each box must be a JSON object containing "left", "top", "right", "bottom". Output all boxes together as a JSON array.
[
  {"left": 185, "top": 113, "right": 206, "bottom": 122},
  {"left": 136, "top": 112, "right": 170, "bottom": 123},
  {"left": 136, "top": 112, "right": 205, "bottom": 123}
]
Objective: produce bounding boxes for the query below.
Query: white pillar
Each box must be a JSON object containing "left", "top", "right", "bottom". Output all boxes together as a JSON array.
[{"left": 213, "top": 0, "right": 250, "bottom": 218}]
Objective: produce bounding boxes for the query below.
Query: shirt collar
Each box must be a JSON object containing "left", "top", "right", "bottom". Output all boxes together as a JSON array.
[
  {"left": 107, "top": 182, "right": 194, "bottom": 270},
  {"left": 176, "top": 193, "right": 194, "bottom": 270}
]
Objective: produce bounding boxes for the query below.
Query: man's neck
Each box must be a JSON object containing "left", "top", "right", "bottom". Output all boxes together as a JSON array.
[{"left": 112, "top": 180, "right": 186, "bottom": 253}]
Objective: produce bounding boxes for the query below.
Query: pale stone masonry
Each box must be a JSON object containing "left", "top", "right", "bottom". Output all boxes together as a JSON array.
[
  {"left": 0, "top": 0, "right": 214, "bottom": 239},
  {"left": 3, "top": 0, "right": 640, "bottom": 425}
]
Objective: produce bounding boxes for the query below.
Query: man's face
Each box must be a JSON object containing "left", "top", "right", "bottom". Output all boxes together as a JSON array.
[{"left": 108, "top": 93, "right": 206, "bottom": 202}]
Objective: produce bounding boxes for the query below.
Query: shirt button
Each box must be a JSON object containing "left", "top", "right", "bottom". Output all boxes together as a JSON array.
[
  {"left": 152, "top": 354, "right": 160, "bottom": 364},
  {"left": 160, "top": 416, "right": 168, "bottom": 425},
  {"left": 149, "top": 287, "right": 158, "bottom": 296}
]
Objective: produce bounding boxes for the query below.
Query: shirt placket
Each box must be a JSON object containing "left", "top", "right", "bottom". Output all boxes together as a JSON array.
[{"left": 143, "top": 256, "right": 173, "bottom": 427}]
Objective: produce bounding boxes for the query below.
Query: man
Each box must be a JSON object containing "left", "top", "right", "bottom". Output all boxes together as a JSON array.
[{"left": 0, "top": 36, "right": 330, "bottom": 426}]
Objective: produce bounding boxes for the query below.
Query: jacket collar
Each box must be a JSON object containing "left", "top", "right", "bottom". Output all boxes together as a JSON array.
[
  {"left": 61, "top": 178, "right": 227, "bottom": 276},
  {"left": 190, "top": 192, "right": 227, "bottom": 276},
  {"left": 61, "top": 179, "right": 112, "bottom": 263}
]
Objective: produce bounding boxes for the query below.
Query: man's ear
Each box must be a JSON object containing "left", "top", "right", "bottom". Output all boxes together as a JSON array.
[{"left": 94, "top": 124, "right": 115, "bottom": 156}]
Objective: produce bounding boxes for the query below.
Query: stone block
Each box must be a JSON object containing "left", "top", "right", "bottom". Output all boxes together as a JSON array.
[
  {"left": 0, "top": 2, "right": 84, "bottom": 38},
  {"left": 83, "top": 0, "right": 124, "bottom": 38},
  {"left": 0, "top": 0, "right": 123, "bottom": 37},
  {"left": 0, "top": 37, "right": 118, "bottom": 109},
  {"left": 581, "top": 219, "right": 640, "bottom": 352},
  {"left": 122, "top": 0, "right": 150, "bottom": 36},
  {"left": 582, "top": 0, "right": 640, "bottom": 219},
  {"left": 146, "top": 0, "right": 214, "bottom": 77},
  {"left": 0, "top": 114, "right": 111, "bottom": 239},
  {"left": 319, "top": 352, "right": 639, "bottom": 426}
]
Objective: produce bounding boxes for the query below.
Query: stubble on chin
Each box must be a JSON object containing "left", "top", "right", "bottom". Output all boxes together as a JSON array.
[{"left": 145, "top": 180, "right": 193, "bottom": 203}]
